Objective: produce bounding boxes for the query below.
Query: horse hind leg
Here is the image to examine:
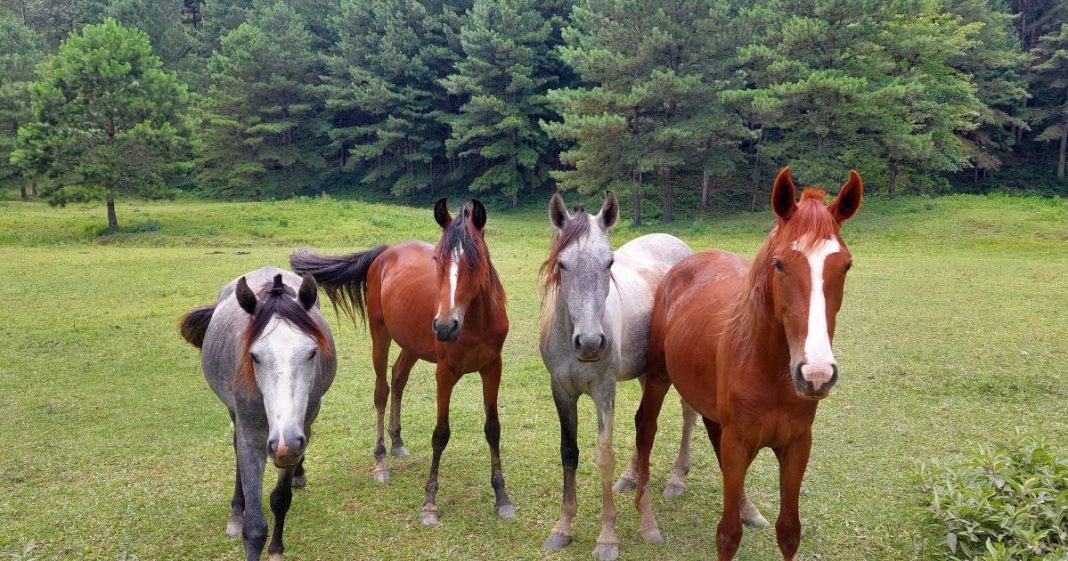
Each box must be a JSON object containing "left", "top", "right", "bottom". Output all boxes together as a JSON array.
[
  {"left": 370, "top": 322, "right": 392, "bottom": 483},
  {"left": 543, "top": 386, "right": 578, "bottom": 550},
  {"left": 663, "top": 399, "right": 697, "bottom": 499},
  {"left": 591, "top": 382, "right": 620, "bottom": 561},
  {"left": 266, "top": 467, "right": 295, "bottom": 561},
  {"left": 703, "top": 417, "right": 769, "bottom": 528},
  {"left": 388, "top": 350, "right": 417, "bottom": 458},
  {"left": 613, "top": 379, "right": 642, "bottom": 494},
  {"left": 480, "top": 358, "right": 515, "bottom": 519}
]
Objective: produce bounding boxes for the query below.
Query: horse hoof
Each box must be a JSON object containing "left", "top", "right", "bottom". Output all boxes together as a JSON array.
[
  {"left": 292, "top": 474, "right": 307, "bottom": 489},
  {"left": 268, "top": 554, "right": 283, "bottom": 561},
  {"left": 373, "top": 470, "right": 390, "bottom": 484},
  {"left": 420, "top": 510, "right": 440, "bottom": 526},
  {"left": 592, "top": 542, "right": 620, "bottom": 561},
  {"left": 662, "top": 482, "right": 686, "bottom": 499},
  {"left": 225, "top": 514, "right": 242, "bottom": 539},
  {"left": 612, "top": 477, "right": 637, "bottom": 493},
  {"left": 496, "top": 503, "right": 516, "bottom": 519},
  {"left": 741, "top": 501, "right": 770, "bottom": 528},
  {"left": 543, "top": 532, "right": 572, "bottom": 549},
  {"left": 392, "top": 446, "right": 411, "bottom": 458},
  {"left": 639, "top": 527, "right": 664, "bottom": 544}
]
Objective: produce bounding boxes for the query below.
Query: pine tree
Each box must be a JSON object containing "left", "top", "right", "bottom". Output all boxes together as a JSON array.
[
  {"left": 11, "top": 19, "right": 188, "bottom": 233},
  {"left": 1030, "top": 22, "right": 1068, "bottom": 181},
  {"left": 442, "top": 0, "right": 558, "bottom": 206},
  {"left": 0, "top": 14, "right": 45, "bottom": 200},
  {"left": 546, "top": 0, "right": 747, "bottom": 223},
  {"left": 196, "top": 2, "right": 326, "bottom": 198},
  {"left": 323, "top": 0, "right": 467, "bottom": 196}
]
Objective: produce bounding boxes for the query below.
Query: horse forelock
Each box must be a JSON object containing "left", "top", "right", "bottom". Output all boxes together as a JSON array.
[
  {"left": 725, "top": 189, "right": 841, "bottom": 347},
  {"left": 235, "top": 281, "right": 333, "bottom": 393},
  {"left": 433, "top": 205, "right": 505, "bottom": 311}
]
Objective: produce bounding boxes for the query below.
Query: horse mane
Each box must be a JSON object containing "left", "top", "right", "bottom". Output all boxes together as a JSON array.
[
  {"left": 235, "top": 279, "right": 333, "bottom": 393},
  {"left": 434, "top": 204, "right": 506, "bottom": 312},
  {"left": 725, "top": 188, "right": 840, "bottom": 347},
  {"left": 538, "top": 206, "right": 590, "bottom": 341}
]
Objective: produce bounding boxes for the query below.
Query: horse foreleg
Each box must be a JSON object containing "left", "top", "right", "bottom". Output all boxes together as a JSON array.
[
  {"left": 663, "top": 399, "right": 696, "bottom": 499},
  {"left": 480, "top": 358, "right": 514, "bottom": 519},
  {"left": 292, "top": 456, "right": 306, "bottom": 489},
  {"left": 703, "top": 417, "right": 769, "bottom": 528},
  {"left": 266, "top": 466, "right": 295, "bottom": 561},
  {"left": 388, "top": 350, "right": 417, "bottom": 458},
  {"left": 370, "top": 325, "right": 391, "bottom": 483},
  {"left": 634, "top": 375, "right": 670, "bottom": 544},
  {"left": 235, "top": 429, "right": 268, "bottom": 561},
  {"left": 716, "top": 427, "right": 756, "bottom": 561},
  {"left": 227, "top": 411, "right": 244, "bottom": 539},
  {"left": 420, "top": 365, "right": 458, "bottom": 525},
  {"left": 544, "top": 385, "right": 578, "bottom": 550},
  {"left": 773, "top": 430, "right": 812, "bottom": 561},
  {"left": 592, "top": 384, "right": 620, "bottom": 561}
]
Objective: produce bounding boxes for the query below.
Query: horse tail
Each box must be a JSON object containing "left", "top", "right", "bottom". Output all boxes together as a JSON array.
[
  {"left": 179, "top": 304, "right": 216, "bottom": 349},
  {"left": 290, "top": 245, "right": 388, "bottom": 327}
]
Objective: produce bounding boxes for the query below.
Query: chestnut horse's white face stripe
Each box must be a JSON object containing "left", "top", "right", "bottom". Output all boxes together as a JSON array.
[{"left": 795, "top": 237, "right": 841, "bottom": 365}]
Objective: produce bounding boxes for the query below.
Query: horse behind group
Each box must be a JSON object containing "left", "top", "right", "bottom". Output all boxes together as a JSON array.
[
  {"left": 180, "top": 267, "right": 337, "bottom": 561},
  {"left": 291, "top": 199, "right": 513, "bottom": 526},
  {"left": 538, "top": 193, "right": 765, "bottom": 561},
  {"left": 633, "top": 167, "right": 863, "bottom": 560}
]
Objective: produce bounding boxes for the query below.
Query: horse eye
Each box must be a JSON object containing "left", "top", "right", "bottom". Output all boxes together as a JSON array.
[
  {"left": 558, "top": 262, "right": 568, "bottom": 271},
  {"left": 308, "top": 348, "right": 317, "bottom": 360},
  {"left": 250, "top": 353, "right": 260, "bottom": 364},
  {"left": 607, "top": 258, "right": 614, "bottom": 269},
  {"left": 773, "top": 258, "right": 784, "bottom": 273}
]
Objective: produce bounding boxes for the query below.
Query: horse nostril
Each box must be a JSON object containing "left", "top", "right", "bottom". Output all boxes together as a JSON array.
[
  {"left": 598, "top": 334, "right": 606, "bottom": 350},
  {"left": 267, "top": 438, "right": 278, "bottom": 456},
  {"left": 573, "top": 335, "right": 582, "bottom": 351},
  {"left": 450, "top": 319, "right": 459, "bottom": 331},
  {"left": 431, "top": 318, "right": 439, "bottom": 330},
  {"left": 294, "top": 435, "right": 307, "bottom": 452}
]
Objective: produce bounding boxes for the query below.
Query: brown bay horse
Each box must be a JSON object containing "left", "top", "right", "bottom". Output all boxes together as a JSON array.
[
  {"left": 290, "top": 199, "right": 514, "bottom": 525},
  {"left": 633, "top": 167, "right": 863, "bottom": 560}
]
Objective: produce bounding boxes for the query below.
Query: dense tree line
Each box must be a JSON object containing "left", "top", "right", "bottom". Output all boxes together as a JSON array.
[{"left": 1, "top": 0, "right": 1065, "bottom": 227}]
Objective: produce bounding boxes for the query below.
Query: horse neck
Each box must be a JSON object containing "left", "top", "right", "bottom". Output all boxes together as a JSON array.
[
  {"left": 725, "top": 264, "right": 791, "bottom": 381},
  {"left": 464, "top": 275, "right": 505, "bottom": 331}
]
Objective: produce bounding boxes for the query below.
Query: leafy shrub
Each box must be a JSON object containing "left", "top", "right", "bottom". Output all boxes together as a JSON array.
[{"left": 920, "top": 438, "right": 1068, "bottom": 561}]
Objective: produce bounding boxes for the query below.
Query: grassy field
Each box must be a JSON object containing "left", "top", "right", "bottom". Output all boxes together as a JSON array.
[{"left": 1, "top": 193, "right": 1066, "bottom": 560}]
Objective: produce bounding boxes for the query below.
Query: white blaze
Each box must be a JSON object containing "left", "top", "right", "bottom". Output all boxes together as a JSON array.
[
  {"left": 448, "top": 247, "right": 463, "bottom": 312},
  {"left": 795, "top": 238, "right": 840, "bottom": 365}
]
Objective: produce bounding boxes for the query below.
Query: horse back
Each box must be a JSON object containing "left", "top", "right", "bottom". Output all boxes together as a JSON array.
[{"left": 367, "top": 241, "right": 438, "bottom": 362}]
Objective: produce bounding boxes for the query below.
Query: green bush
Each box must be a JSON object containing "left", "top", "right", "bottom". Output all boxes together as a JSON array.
[{"left": 921, "top": 439, "right": 1068, "bottom": 561}]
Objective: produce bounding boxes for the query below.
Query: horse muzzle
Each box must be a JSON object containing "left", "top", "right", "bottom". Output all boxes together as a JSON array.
[
  {"left": 791, "top": 360, "right": 838, "bottom": 400},
  {"left": 431, "top": 317, "right": 462, "bottom": 342},
  {"left": 268, "top": 432, "right": 307, "bottom": 468},
  {"left": 573, "top": 332, "right": 607, "bottom": 363}
]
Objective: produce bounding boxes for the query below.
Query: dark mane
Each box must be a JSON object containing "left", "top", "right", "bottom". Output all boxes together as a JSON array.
[
  {"left": 434, "top": 204, "right": 506, "bottom": 311},
  {"left": 539, "top": 205, "right": 590, "bottom": 296},
  {"left": 235, "top": 279, "right": 333, "bottom": 393},
  {"left": 725, "top": 188, "right": 841, "bottom": 346}
]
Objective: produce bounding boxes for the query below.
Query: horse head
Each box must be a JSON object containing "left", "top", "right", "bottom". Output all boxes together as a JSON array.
[
  {"left": 544, "top": 192, "right": 619, "bottom": 363},
  {"left": 235, "top": 273, "right": 330, "bottom": 467},
  {"left": 766, "top": 167, "right": 863, "bottom": 399},
  {"left": 431, "top": 198, "right": 501, "bottom": 342}
]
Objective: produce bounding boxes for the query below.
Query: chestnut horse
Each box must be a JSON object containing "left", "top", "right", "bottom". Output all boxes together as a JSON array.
[
  {"left": 633, "top": 167, "right": 863, "bottom": 560},
  {"left": 290, "top": 199, "right": 513, "bottom": 525}
]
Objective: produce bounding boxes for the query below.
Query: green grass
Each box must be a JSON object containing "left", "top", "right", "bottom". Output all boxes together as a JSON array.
[{"left": 1, "top": 193, "right": 1066, "bottom": 560}]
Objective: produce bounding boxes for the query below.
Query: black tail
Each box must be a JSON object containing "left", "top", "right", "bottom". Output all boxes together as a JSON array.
[
  {"left": 290, "top": 245, "right": 388, "bottom": 326},
  {"left": 179, "top": 304, "right": 216, "bottom": 349}
]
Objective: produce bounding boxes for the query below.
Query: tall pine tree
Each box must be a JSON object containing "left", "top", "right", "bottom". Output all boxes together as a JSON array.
[{"left": 0, "top": 14, "right": 45, "bottom": 199}]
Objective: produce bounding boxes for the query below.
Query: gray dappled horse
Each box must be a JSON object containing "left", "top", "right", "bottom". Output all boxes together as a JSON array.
[
  {"left": 180, "top": 267, "right": 336, "bottom": 561},
  {"left": 540, "top": 193, "right": 718, "bottom": 561}
]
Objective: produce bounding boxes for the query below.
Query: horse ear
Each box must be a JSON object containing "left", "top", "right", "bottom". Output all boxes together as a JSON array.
[
  {"left": 829, "top": 169, "right": 863, "bottom": 223},
  {"left": 771, "top": 166, "right": 798, "bottom": 222},
  {"left": 549, "top": 192, "right": 569, "bottom": 230},
  {"left": 298, "top": 273, "right": 318, "bottom": 311},
  {"left": 599, "top": 192, "right": 619, "bottom": 230},
  {"left": 235, "top": 277, "right": 258, "bottom": 315},
  {"left": 434, "top": 197, "right": 451, "bottom": 229},
  {"left": 470, "top": 199, "right": 487, "bottom": 230}
]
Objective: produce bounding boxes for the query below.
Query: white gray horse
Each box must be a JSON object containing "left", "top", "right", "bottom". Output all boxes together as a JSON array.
[
  {"left": 180, "top": 267, "right": 336, "bottom": 561},
  {"left": 539, "top": 193, "right": 711, "bottom": 561}
]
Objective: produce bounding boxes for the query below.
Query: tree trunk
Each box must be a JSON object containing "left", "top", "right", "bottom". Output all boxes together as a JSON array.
[
  {"left": 30, "top": 180, "right": 37, "bottom": 197},
  {"left": 887, "top": 161, "right": 899, "bottom": 196},
  {"left": 660, "top": 168, "right": 674, "bottom": 223},
  {"left": 512, "top": 191, "right": 518, "bottom": 208},
  {"left": 106, "top": 196, "right": 119, "bottom": 234},
  {"left": 20, "top": 182, "right": 28, "bottom": 201},
  {"left": 1058, "top": 112, "right": 1067, "bottom": 181},
  {"left": 632, "top": 169, "right": 642, "bottom": 227},
  {"left": 700, "top": 171, "right": 712, "bottom": 215}
]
